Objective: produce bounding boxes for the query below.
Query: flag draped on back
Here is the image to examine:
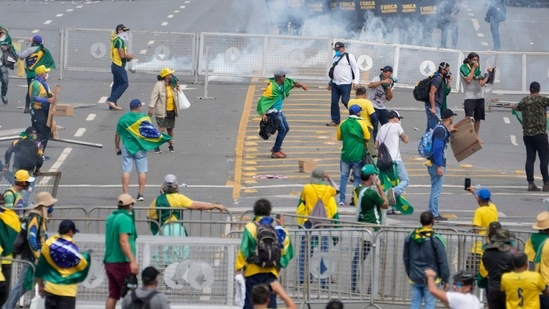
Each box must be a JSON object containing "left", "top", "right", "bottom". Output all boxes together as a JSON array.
[
  {"left": 116, "top": 112, "right": 172, "bottom": 155},
  {"left": 0, "top": 208, "right": 21, "bottom": 256},
  {"left": 378, "top": 166, "right": 414, "bottom": 215},
  {"left": 35, "top": 235, "right": 91, "bottom": 285}
]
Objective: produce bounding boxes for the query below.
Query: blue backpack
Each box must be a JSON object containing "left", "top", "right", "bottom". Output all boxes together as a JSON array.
[{"left": 418, "top": 125, "right": 444, "bottom": 158}]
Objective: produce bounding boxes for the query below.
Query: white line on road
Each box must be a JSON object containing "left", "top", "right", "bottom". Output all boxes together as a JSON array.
[
  {"left": 48, "top": 148, "right": 73, "bottom": 173},
  {"left": 74, "top": 128, "right": 86, "bottom": 137},
  {"left": 66, "top": 9, "right": 74, "bottom": 12},
  {"left": 56, "top": 14, "right": 63, "bottom": 17},
  {"left": 477, "top": 33, "right": 484, "bottom": 38},
  {"left": 76, "top": 5, "right": 83, "bottom": 8},
  {"left": 147, "top": 40, "right": 154, "bottom": 45},
  {"left": 174, "top": 10, "right": 180, "bottom": 13},
  {"left": 510, "top": 135, "right": 519, "bottom": 146},
  {"left": 168, "top": 15, "right": 174, "bottom": 19},
  {"left": 180, "top": 5, "right": 186, "bottom": 9},
  {"left": 86, "top": 114, "right": 96, "bottom": 121},
  {"left": 32, "top": 29, "right": 40, "bottom": 33},
  {"left": 161, "top": 22, "right": 168, "bottom": 26},
  {"left": 471, "top": 18, "right": 480, "bottom": 31},
  {"left": 503, "top": 117, "right": 510, "bottom": 124},
  {"left": 98, "top": 96, "right": 107, "bottom": 104},
  {"left": 44, "top": 20, "right": 52, "bottom": 25},
  {"left": 140, "top": 49, "right": 147, "bottom": 55},
  {"left": 468, "top": 13, "right": 474, "bottom": 16},
  {"left": 481, "top": 42, "right": 489, "bottom": 46},
  {"left": 184, "top": 0, "right": 191, "bottom": 3}
]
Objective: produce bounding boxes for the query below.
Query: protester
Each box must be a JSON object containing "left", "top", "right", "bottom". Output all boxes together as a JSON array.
[
  {"left": 482, "top": 228, "right": 515, "bottom": 309},
  {"left": 466, "top": 187, "right": 498, "bottom": 273},
  {"left": 326, "top": 42, "right": 359, "bottom": 127},
  {"left": 336, "top": 105, "right": 370, "bottom": 206},
  {"left": 29, "top": 65, "right": 55, "bottom": 155},
  {"left": 104, "top": 194, "right": 139, "bottom": 309},
  {"left": 0, "top": 25, "right": 17, "bottom": 105},
  {"left": 115, "top": 99, "right": 171, "bottom": 201},
  {"left": 18, "top": 35, "right": 55, "bottom": 114},
  {"left": 426, "top": 62, "right": 451, "bottom": 132},
  {"left": 348, "top": 86, "right": 378, "bottom": 157},
  {"left": 2, "top": 170, "right": 34, "bottom": 213},
  {"left": 403, "top": 211, "right": 450, "bottom": 309},
  {"left": 0, "top": 195, "right": 21, "bottom": 307},
  {"left": 368, "top": 65, "right": 395, "bottom": 139},
  {"left": 351, "top": 164, "right": 388, "bottom": 293},
  {"left": 257, "top": 71, "right": 308, "bottom": 159},
  {"left": 235, "top": 199, "right": 294, "bottom": 309},
  {"left": 511, "top": 81, "right": 549, "bottom": 191},
  {"left": 121, "top": 266, "right": 171, "bottom": 309},
  {"left": 3, "top": 191, "right": 55, "bottom": 309},
  {"left": 426, "top": 109, "right": 456, "bottom": 221},
  {"left": 148, "top": 68, "right": 179, "bottom": 154},
  {"left": 106, "top": 24, "right": 132, "bottom": 111},
  {"left": 485, "top": 0, "right": 506, "bottom": 50},
  {"left": 250, "top": 283, "right": 296, "bottom": 309},
  {"left": 524, "top": 211, "right": 549, "bottom": 308},
  {"left": 326, "top": 300, "right": 344, "bottom": 309},
  {"left": 425, "top": 269, "right": 481, "bottom": 309},
  {"left": 35, "top": 220, "right": 91, "bottom": 309},
  {"left": 439, "top": 0, "right": 461, "bottom": 49}
]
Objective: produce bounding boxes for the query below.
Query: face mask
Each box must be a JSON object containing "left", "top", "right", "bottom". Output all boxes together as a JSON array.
[
  {"left": 44, "top": 73, "right": 49, "bottom": 80},
  {"left": 335, "top": 51, "right": 342, "bottom": 57},
  {"left": 118, "top": 32, "right": 129, "bottom": 42}
]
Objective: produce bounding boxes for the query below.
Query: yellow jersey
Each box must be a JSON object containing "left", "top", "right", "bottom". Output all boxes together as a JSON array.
[{"left": 501, "top": 271, "right": 546, "bottom": 309}]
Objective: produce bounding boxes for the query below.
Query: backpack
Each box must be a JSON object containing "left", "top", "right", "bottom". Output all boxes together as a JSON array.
[
  {"left": 413, "top": 76, "right": 433, "bottom": 102},
  {"left": 13, "top": 139, "right": 40, "bottom": 170},
  {"left": 130, "top": 290, "right": 158, "bottom": 309},
  {"left": 417, "top": 124, "right": 444, "bottom": 158},
  {"left": 376, "top": 142, "right": 393, "bottom": 172},
  {"left": 308, "top": 198, "right": 329, "bottom": 227},
  {"left": 12, "top": 215, "right": 28, "bottom": 256},
  {"left": 248, "top": 221, "right": 281, "bottom": 268}
]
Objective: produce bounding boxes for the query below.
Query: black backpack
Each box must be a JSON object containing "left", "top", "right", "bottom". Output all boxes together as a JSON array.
[
  {"left": 14, "top": 139, "right": 40, "bottom": 170},
  {"left": 248, "top": 221, "right": 281, "bottom": 268},
  {"left": 413, "top": 76, "right": 433, "bottom": 102},
  {"left": 130, "top": 290, "right": 158, "bottom": 309}
]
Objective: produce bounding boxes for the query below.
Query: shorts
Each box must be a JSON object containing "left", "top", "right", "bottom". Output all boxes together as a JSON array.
[
  {"left": 156, "top": 111, "right": 176, "bottom": 129},
  {"left": 463, "top": 98, "right": 485, "bottom": 121},
  {"left": 104, "top": 262, "right": 130, "bottom": 300},
  {"left": 121, "top": 144, "right": 148, "bottom": 174}
]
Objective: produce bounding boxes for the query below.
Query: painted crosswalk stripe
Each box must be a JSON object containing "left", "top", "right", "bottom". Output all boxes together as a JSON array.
[
  {"left": 86, "top": 114, "right": 96, "bottom": 121},
  {"left": 74, "top": 128, "right": 86, "bottom": 137}
]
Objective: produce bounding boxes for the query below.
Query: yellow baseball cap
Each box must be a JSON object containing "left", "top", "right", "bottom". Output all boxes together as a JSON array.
[
  {"left": 35, "top": 65, "right": 50, "bottom": 75},
  {"left": 159, "top": 68, "right": 175, "bottom": 78},
  {"left": 14, "top": 170, "right": 35, "bottom": 183}
]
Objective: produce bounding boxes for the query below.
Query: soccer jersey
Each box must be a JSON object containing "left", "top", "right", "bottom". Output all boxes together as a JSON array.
[
  {"left": 348, "top": 98, "right": 375, "bottom": 128},
  {"left": 501, "top": 271, "right": 546, "bottom": 309},
  {"left": 354, "top": 185, "right": 385, "bottom": 226},
  {"left": 471, "top": 202, "right": 498, "bottom": 254}
]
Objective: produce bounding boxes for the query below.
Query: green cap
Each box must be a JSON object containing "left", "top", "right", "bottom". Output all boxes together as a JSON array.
[{"left": 361, "top": 164, "right": 379, "bottom": 176}]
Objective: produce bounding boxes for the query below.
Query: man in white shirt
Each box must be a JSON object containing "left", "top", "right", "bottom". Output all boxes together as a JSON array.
[
  {"left": 425, "top": 269, "right": 481, "bottom": 309},
  {"left": 368, "top": 65, "right": 395, "bottom": 139},
  {"left": 326, "top": 42, "right": 359, "bottom": 127}
]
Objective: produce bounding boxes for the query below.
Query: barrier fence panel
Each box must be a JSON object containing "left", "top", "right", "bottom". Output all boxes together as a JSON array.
[
  {"left": 64, "top": 28, "right": 113, "bottom": 72},
  {"left": 0, "top": 171, "right": 61, "bottom": 210},
  {"left": 8, "top": 27, "right": 62, "bottom": 71},
  {"left": 0, "top": 257, "right": 37, "bottom": 308}
]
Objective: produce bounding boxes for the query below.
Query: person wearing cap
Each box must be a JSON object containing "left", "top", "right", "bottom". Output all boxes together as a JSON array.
[
  {"left": 0, "top": 189, "right": 21, "bottom": 307},
  {"left": 404, "top": 211, "right": 450, "bottom": 309},
  {"left": 121, "top": 266, "right": 171, "bottom": 309},
  {"left": 2, "top": 170, "right": 35, "bottom": 213},
  {"left": 296, "top": 168, "right": 339, "bottom": 285},
  {"left": 375, "top": 110, "right": 409, "bottom": 215},
  {"left": 426, "top": 108, "right": 457, "bottom": 222},
  {"left": 29, "top": 64, "right": 55, "bottom": 155},
  {"left": 18, "top": 35, "right": 56, "bottom": 114},
  {"left": 459, "top": 52, "right": 493, "bottom": 142},
  {"left": 367, "top": 65, "right": 396, "bottom": 139},
  {"left": 466, "top": 187, "right": 498, "bottom": 273},
  {"left": 3, "top": 191, "right": 55, "bottom": 309},
  {"left": 0, "top": 25, "right": 17, "bottom": 105},
  {"left": 425, "top": 268, "right": 481, "bottom": 309},
  {"left": 35, "top": 220, "right": 91, "bottom": 309},
  {"left": 106, "top": 24, "right": 133, "bottom": 111},
  {"left": 336, "top": 104, "right": 370, "bottom": 205},
  {"left": 326, "top": 42, "right": 359, "bottom": 127},
  {"left": 115, "top": 99, "right": 172, "bottom": 201},
  {"left": 351, "top": 164, "right": 388, "bottom": 292},
  {"left": 256, "top": 71, "right": 308, "bottom": 159},
  {"left": 148, "top": 68, "right": 179, "bottom": 153},
  {"left": 104, "top": 193, "right": 139, "bottom": 309},
  {"left": 348, "top": 86, "right": 378, "bottom": 156},
  {"left": 481, "top": 228, "right": 515, "bottom": 309},
  {"left": 426, "top": 62, "right": 452, "bottom": 132},
  {"left": 511, "top": 81, "right": 549, "bottom": 191},
  {"left": 524, "top": 211, "right": 549, "bottom": 307}
]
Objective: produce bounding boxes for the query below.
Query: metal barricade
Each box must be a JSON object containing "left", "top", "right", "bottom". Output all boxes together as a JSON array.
[
  {"left": 8, "top": 27, "right": 62, "bottom": 71},
  {"left": 0, "top": 171, "right": 61, "bottom": 208},
  {"left": 0, "top": 257, "right": 36, "bottom": 308}
]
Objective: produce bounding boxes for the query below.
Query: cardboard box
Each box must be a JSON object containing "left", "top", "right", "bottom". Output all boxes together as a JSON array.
[
  {"left": 450, "top": 117, "right": 482, "bottom": 162},
  {"left": 54, "top": 104, "right": 74, "bottom": 117},
  {"left": 298, "top": 160, "right": 317, "bottom": 173}
]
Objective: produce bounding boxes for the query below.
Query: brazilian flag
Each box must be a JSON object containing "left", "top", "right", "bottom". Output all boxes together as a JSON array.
[
  {"left": 0, "top": 208, "right": 21, "bottom": 256},
  {"left": 116, "top": 112, "right": 172, "bottom": 155},
  {"left": 512, "top": 110, "right": 549, "bottom": 130},
  {"left": 35, "top": 235, "right": 91, "bottom": 285},
  {"left": 378, "top": 165, "right": 414, "bottom": 215}
]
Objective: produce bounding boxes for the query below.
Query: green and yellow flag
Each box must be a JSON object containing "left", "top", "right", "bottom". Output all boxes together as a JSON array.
[
  {"left": 116, "top": 112, "right": 172, "bottom": 155},
  {"left": 378, "top": 165, "right": 414, "bottom": 215},
  {"left": 0, "top": 208, "right": 21, "bottom": 257}
]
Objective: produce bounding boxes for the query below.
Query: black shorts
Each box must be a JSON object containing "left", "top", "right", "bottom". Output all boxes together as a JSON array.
[{"left": 463, "top": 98, "right": 485, "bottom": 121}]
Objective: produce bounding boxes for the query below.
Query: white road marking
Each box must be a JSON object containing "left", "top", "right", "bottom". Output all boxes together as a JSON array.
[
  {"left": 98, "top": 96, "right": 107, "bottom": 104},
  {"left": 510, "top": 135, "right": 519, "bottom": 146},
  {"left": 47, "top": 148, "right": 73, "bottom": 173},
  {"left": 32, "top": 29, "right": 40, "bottom": 33},
  {"left": 477, "top": 33, "right": 484, "bottom": 38},
  {"left": 56, "top": 14, "right": 63, "bottom": 17},
  {"left": 140, "top": 49, "right": 147, "bottom": 55},
  {"left": 161, "top": 22, "right": 168, "bottom": 26},
  {"left": 44, "top": 20, "right": 52, "bottom": 25},
  {"left": 174, "top": 10, "right": 180, "bottom": 13},
  {"left": 86, "top": 114, "right": 96, "bottom": 121},
  {"left": 168, "top": 15, "right": 174, "bottom": 19},
  {"left": 481, "top": 42, "right": 489, "bottom": 46},
  {"left": 109, "top": 82, "right": 113, "bottom": 87},
  {"left": 503, "top": 117, "right": 510, "bottom": 124},
  {"left": 66, "top": 9, "right": 74, "bottom": 12},
  {"left": 76, "top": 5, "right": 83, "bottom": 8},
  {"left": 472, "top": 18, "right": 480, "bottom": 31},
  {"left": 180, "top": 5, "right": 186, "bottom": 9},
  {"left": 184, "top": 0, "right": 191, "bottom": 3},
  {"left": 468, "top": 13, "right": 474, "bottom": 16},
  {"left": 147, "top": 40, "right": 154, "bottom": 45},
  {"left": 74, "top": 128, "right": 86, "bottom": 137}
]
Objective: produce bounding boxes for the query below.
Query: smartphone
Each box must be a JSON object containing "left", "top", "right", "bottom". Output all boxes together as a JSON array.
[
  {"left": 275, "top": 214, "right": 281, "bottom": 219},
  {"left": 464, "top": 178, "right": 471, "bottom": 191}
]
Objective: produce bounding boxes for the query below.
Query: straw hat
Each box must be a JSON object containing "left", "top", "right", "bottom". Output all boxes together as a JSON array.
[
  {"left": 532, "top": 211, "right": 549, "bottom": 230},
  {"left": 33, "top": 192, "right": 57, "bottom": 208}
]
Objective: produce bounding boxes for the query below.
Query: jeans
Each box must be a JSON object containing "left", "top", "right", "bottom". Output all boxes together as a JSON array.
[
  {"left": 107, "top": 63, "right": 129, "bottom": 104},
  {"left": 393, "top": 160, "right": 409, "bottom": 196},
  {"left": 427, "top": 165, "right": 444, "bottom": 217},
  {"left": 339, "top": 160, "right": 362, "bottom": 204},
  {"left": 373, "top": 108, "right": 389, "bottom": 140},
  {"left": 244, "top": 273, "right": 277, "bottom": 309},
  {"left": 269, "top": 111, "right": 289, "bottom": 153},
  {"left": 440, "top": 22, "right": 458, "bottom": 49},
  {"left": 425, "top": 106, "right": 441, "bottom": 133},
  {"left": 31, "top": 108, "right": 51, "bottom": 152},
  {"left": 3, "top": 263, "right": 30, "bottom": 309},
  {"left": 490, "top": 17, "right": 501, "bottom": 50},
  {"left": 410, "top": 283, "right": 437, "bottom": 309},
  {"left": 0, "top": 65, "right": 8, "bottom": 97},
  {"left": 330, "top": 83, "right": 352, "bottom": 124},
  {"left": 351, "top": 241, "right": 371, "bottom": 291},
  {"left": 523, "top": 133, "right": 549, "bottom": 183}
]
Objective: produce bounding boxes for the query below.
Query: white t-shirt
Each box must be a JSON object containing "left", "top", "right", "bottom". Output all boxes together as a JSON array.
[
  {"left": 368, "top": 75, "right": 393, "bottom": 109},
  {"left": 447, "top": 292, "right": 481, "bottom": 309},
  {"left": 376, "top": 122, "right": 404, "bottom": 161}
]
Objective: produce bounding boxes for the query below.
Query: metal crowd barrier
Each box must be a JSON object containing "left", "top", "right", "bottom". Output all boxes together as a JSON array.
[
  {"left": 0, "top": 171, "right": 62, "bottom": 208},
  {"left": 0, "top": 257, "right": 37, "bottom": 308}
]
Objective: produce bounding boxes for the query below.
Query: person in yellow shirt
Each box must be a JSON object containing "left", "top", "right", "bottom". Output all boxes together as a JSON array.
[
  {"left": 0, "top": 201, "right": 20, "bottom": 307},
  {"left": 148, "top": 67, "right": 179, "bottom": 153},
  {"left": 524, "top": 211, "right": 549, "bottom": 308},
  {"left": 501, "top": 251, "right": 549, "bottom": 309},
  {"left": 348, "top": 86, "right": 378, "bottom": 156},
  {"left": 467, "top": 187, "right": 498, "bottom": 273}
]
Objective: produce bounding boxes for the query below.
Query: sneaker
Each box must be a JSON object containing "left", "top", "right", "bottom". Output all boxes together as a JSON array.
[
  {"left": 136, "top": 193, "right": 144, "bottom": 201},
  {"left": 387, "top": 188, "right": 396, "bottom": 206},
  {"left": 271, "top": 151, "right": 287, "bottom": 159},
  {"left": 338, "top": 202, "right": 345, "bottom": 206},
  {"left": 23, "top": 107, "right": 30, "bottom": 114},
  {"left": 153, "top": 148, "right": 162, "bottom": 154},
  {"left": 434, "top": 215, "right": 448, "bottom": 222},
  {"left": 386, "top": 208, "right": 401, "bottom": 215},
  {"left": 1, "top": 96, "right": 7, "bottom": 104},
  {"left": 42, "top": 156, "right": 51, "bottom": 161},
  {"left": 168, "top": 145, "right": 175, "bottom": 153},
  {"left": 326, "top": 121, "right": 339, "bottom": 127}
]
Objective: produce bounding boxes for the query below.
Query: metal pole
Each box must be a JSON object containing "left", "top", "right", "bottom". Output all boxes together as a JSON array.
[{"left": 198, "top": 47, "right": 215, "bottom": 100}]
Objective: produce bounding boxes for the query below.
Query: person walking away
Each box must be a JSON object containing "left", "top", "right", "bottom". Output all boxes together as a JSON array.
[
  {"left": 425, "top": 269, "right": 481, "bottom": 309},
  {"left": 148, "top": 68, "right": 179, "bottom": 153},
  {"left": 115, "top": 99, "right": 171, "bottom": 201},
  {"left": 106, "top": 24, "right": 133, "bottom": 111},
  {"left": 0, "top": 196, "right": 21, "bottom": 307},
  {"left": 29, "top": 65, "right": 55, "bottom": 155},
  {"left": 35, "top": 220, "right": 91, "bottom": 309},
  {"left": 18, "top": 35, "right": 55, "bottom": 114},
  {"left": 485, "top": 0, "right": 506, "bottom": 50},
  {"left": 326, "top": 42, "right": 359, "bottom": 127},
  {"left": 0, "top": 26, "right": 18, "bottom": 105},
  {"left": 511, "top": 81, "right": 549, "bottom": 191},
  {"left": 296, "top": 168, "right": 339, "bottom": 285},
  {"left": 426, "top": 63, "right": 451, "bottom": 132},
  {"left": 348, "top": 86, "right": 378, "bottom": 157},
  {"left": 351, "top": 164, "right": 388, "bottom": 293},
  {"left": 426, "top": 109, "right": 456, "bottom": 222},
  {"left": 235, "top": 199, "right": 294, "bottom": 309},
  {"left": 368, "top": 66, "right": 395, "bottom": 139},
  {"left": 104, "top": 194, "right": 139, "bottom": 309},
  {"left": 439, "top": 0, "right": 461, "bottom": 49},
  {"left": 2, "top": 170, "right": 34, "bottom": 214},
  {"left": 256, "top": 71, "right": 308, "bottom": 159},
  {"left": 403, "top": 211, "right": 450, "bottom": 309},
  {"left": 466, "top": 187, "right": 498, "bottom": 273},
  {"left": 3, "top": 191, "right": 55, "bottom": 309},
  {"left": 482, "top": 228, "right": 515, "bottom": 309},
  {"left": 121, "top": 266, "right": 171, "bottom": 309},
  {"left": 459, "top": 52, "right": 493, "bottom": 142}
]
